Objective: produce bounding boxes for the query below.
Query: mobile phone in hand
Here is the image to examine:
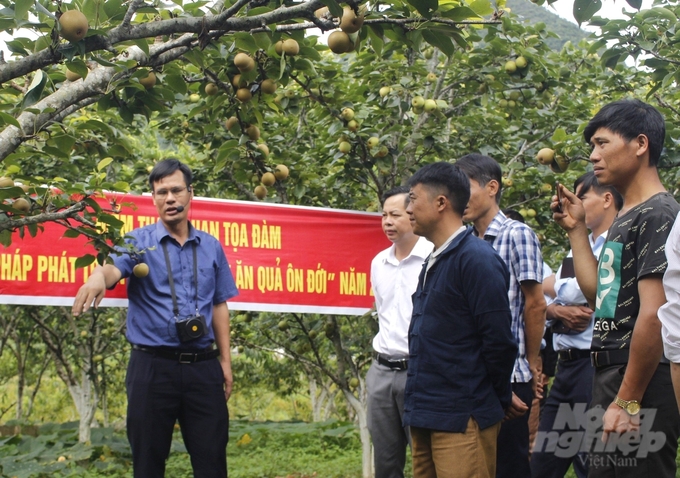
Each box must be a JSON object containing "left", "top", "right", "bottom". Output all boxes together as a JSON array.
[{"left": 555, "top": 181, "right": 563, "bottom": 213}]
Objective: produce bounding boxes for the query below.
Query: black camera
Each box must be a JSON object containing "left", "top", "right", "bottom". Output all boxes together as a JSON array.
[{"left": 175, "top": 314, "right": 208, "bottom": 343}]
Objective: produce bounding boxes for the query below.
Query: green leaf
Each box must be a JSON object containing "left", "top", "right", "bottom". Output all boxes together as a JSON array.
[
  {"left": 253, "top": 32, "right": 271, "bottom": 50},
  {"left": 6, "top": 40, "right": 29, "bottom": 56},
  {"left": 14, "top": 0, "right": 32, "bottom": 20},
  {"left": 0, "top": 112, "right": 20, "bottom": 128},
  {"left": 440, "top": 6, "right": 479, "bottom": 21},
  {"left": 367, "top": 26, "right": 383, "bottom": 55},
  {"left": 299, "top": 46, "right": 321, "bottom": 61},
  {"left": 97, "top": 157, "right": 114, "bottom": 171},
  {"left": 291, "top": 58, "right": 317, "bottom": 75},
  {"left": 247, "top": 6, "right": 272, "bottom": 16},
  {"left": 50, "top": 134, "right": 76, "bottom": 153},
  {"left": 647, "top": 7, "right": 677, "bottom": 23},
  {"left": 92, "top": 56, "right": 118, "bottom": 67},
  {"left": 66, "top": 59, "right": 89, "bottom": 79},
  {"left": 234, "top": 32, "right": 258, "bottom": 53},
  {"left": 132, "top": 39, "right": 150, "bottom": 56},
  {"left": 119, "top": 104, "right": 134, "bottom": 124},
  {"left": 587, "top": 39, "right": 606, "bottom": 54},
  {"left": 164, "top": 73, "right": 188, "bottom": 95},
  {"left": 23, "top": 70, "right": 47, "bottom": 108},
  {"left": 551, "top": 128, "right": 567, "bottom": 142},
  {"left": 83, "top": 0, "right": 105, "bottom": 22},
  {"left": 75, "top": 255, "right": 96, "bottom": 268},
  {"left": 104, "top": 0, "right": 127, "bottom": 19},
  {"left": 573, "top": 0, "right": 601, "bottom": 25},
  {"left": 97, "top": 214, "right": 124, "bottom": 228},
  {"left": 469, "top": 0, "right": 494, "bottom": 16},
  {"left": 422, "top": 30, "right": 454, "bottom": 57},
  {"left": 0, "top": 230, "right": 11, "bottom": 247},
  {"left": 406, "top": 0, "right": 438, "bottom": 18},
  {"left": 600, "top": 48, "right": 622, "bottom": 68},
  {"left": 112, "top": 181, "right": 130, "bottom": 191},
  {"left": 625, "top": 0, "right": 642, "bottom": 9}
]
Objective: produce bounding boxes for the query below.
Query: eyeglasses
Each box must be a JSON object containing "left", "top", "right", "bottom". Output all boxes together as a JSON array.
[{"left": 153, "top": 186, "right": 189, "bottom": 199}]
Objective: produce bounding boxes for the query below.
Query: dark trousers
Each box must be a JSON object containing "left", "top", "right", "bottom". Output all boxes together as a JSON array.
[
  {"left": 496, "top": 381, "right": 534, "bottom": 478},
  {"left": 126, "top": 349, "right": 229, "bottom": 478},
  {"left": 586, "top": 363, "right": 680, "bottom": 478},
  {"left": 530, "top": 356, "right": 594, "bottom": 478}
]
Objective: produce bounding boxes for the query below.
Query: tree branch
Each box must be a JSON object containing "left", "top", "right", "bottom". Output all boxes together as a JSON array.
[{"left": 0, "top": 201, "right": 88, "bottom": 232}]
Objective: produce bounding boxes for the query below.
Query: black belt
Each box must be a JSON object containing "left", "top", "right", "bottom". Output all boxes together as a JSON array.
[
  {"left": 132, "top": 344, "right": 219, "bottom": 363},
  {"left": 557, "top": 348, "right": 591, "bottom": 362},
  {"left": 375, "top": 353, "right": 408, "bottom": 371},
  {"left": 590, "top": 349, "right": 629, "bottom": 368},
  {"left": 590, "top": 348, "right": 670, "bottom": 369}
]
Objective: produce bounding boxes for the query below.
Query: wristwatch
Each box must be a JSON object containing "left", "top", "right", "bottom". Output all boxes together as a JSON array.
[{"left": 614, "top": 396, "right": 641, "bottom": 415}]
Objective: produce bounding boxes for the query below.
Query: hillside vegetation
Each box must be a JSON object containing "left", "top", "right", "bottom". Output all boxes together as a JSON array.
[{"left": 507, "top": 0, "right": 590, "bottom": 50}]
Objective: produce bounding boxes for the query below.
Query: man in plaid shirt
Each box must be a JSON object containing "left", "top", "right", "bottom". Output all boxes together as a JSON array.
[{"left": 456, "top": 154, "right": 546, "bottom": 478}]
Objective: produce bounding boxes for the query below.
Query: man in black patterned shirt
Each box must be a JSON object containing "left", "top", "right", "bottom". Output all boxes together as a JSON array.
[{"left": 553, "top": 99, "right": 680, "bottom": 477}]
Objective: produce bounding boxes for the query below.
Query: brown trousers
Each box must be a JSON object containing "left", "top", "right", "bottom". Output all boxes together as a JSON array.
[{"left": 411, "top": 418, "right": 501, "bottom": 478}]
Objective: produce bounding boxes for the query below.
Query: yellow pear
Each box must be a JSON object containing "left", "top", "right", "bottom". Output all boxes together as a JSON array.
[
  {"left": 536, "top": 148, "right": 555, "bottom": 165},
  {"left": 260, "top": 79, "right": 277, "bottom": 94},
  {"left": 246, "top": 124, "right": 261, "bottom": 140},
  {"left": 254, "top": 185, "right": 267, "bottom": 199},
  {"left": 328, "top": 31, "right": 352, "bottom": 54},
  {"left": 65, "top": 69, "right": 81, "bottom": 82},
  {"left": 256, "top": 144, "right": 269, "bottom": 157},
  {"left": 133, "top": 263, "right": 149, "bottom": 278},
  {"left": 274, "top": 164, "right": 289, "bottom": 181},
  {"left": 282, "top": 39, "right": 300, "bottom": 56},
  {"left": 59, "top": 10, "right": 89, "bottom": 43},
  {"left": 234, "top": 53, "right": 255, "bottom": 72},
  {"left": 261, "top": 172, "right": 276, "bottom": 187},
  {"left": 139, "top": 71, "right": 157, "bottom": 89},
  {"left": 340, "top": 6, "right": 364, "bottom": 34},
  {"left": 236, "top": 88, "right": 252, "bottom": 103},
  {"left": 12, "top": 198, "right": 30, "bottom": 213}
]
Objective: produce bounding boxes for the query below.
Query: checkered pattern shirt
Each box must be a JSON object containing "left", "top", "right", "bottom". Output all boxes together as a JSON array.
[{"left": 477, "top": 211, "right": 544, "bottom": 383}]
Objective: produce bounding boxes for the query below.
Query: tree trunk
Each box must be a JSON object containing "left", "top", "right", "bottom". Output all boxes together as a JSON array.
[
  {"left": 14, "top": 360, "right": 24, "bottom": 420},
  {"left": 25, "top": 354, "right": 49, "bottom": 419},
  {"left": 66, "top": 370, "right": 98, "bottom": 443},
  {"left": 309, "top": 376, "right": 320, "bottom": 421},
  {"left": 342, "top": 385, "right": 373, "bottom": 478}
]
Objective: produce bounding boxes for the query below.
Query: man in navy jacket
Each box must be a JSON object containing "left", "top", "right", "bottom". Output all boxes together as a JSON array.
[{"left": 403, "top": 162, "right": 518, "bottom": 478}]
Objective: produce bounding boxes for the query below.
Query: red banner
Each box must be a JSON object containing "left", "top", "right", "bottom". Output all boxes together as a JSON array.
[{"left": 0, "top": 193, "right": 388, "bottom": 315}]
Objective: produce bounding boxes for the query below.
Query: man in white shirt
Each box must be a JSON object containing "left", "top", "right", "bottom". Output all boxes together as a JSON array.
[
  {"left": 368, "top": 186, "right": 433, "bottom": 478},
  {"left": 661, "top": 214, "right": 680, "bottom": 408},
  {"left": 531, "top": 172, "right": 622, "bottom": 478}
]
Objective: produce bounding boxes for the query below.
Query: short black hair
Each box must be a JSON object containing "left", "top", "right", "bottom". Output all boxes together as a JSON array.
[
  {"left": 583, "top": 99, "right": 665, "bottom": 166},
  {"left": 381, "top": 186, "right": 410, "bottom": 208},
  {"left": 502, "top": 208, "right": 525, "bottom": 223},
  {"left": 573, "top": 171, "right": 624, "bottom": 211},
  {"left": 407, "top": 162, "right": 470, "bottom": 216},
  {"left": 455, "top": 153, "right": 503, "bottom": 204},
  {"left": 148, "top": 158, "right": 193, "bottom": 192}
]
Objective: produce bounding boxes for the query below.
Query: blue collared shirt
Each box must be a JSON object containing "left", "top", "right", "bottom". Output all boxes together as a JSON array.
[
  {"left": 551, "top": 232, "right": 606, "bottom": 351},
  {"left": 478, "top": 211, "right": 544, "bottom": 383},
  {"left": 112, "top": 221, "right": 238, "bottom": 348}
]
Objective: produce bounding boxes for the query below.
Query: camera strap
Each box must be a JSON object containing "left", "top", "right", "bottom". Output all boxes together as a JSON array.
[{"left": 162, "top": 240, "right": 199, "bottom": 318}]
